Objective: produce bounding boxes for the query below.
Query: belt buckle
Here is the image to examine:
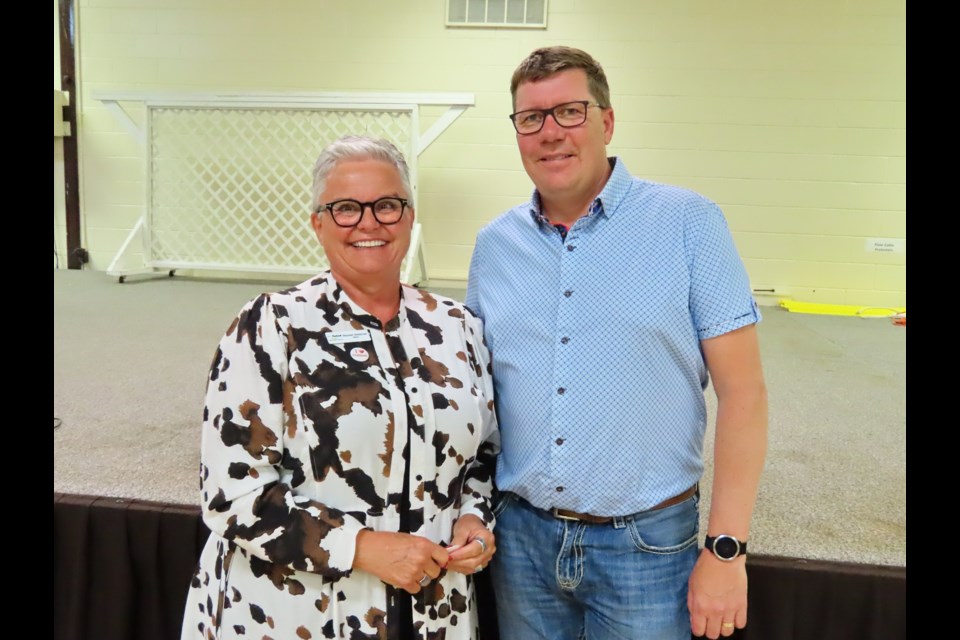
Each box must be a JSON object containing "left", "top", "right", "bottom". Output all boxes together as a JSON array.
[{"left": 551, "top": 508, "right": 580, "bottom": 522}]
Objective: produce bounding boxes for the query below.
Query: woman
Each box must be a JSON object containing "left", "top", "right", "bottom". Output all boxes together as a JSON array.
[{"left": 181, "top": 135, "right": 499, "bottom": 640}]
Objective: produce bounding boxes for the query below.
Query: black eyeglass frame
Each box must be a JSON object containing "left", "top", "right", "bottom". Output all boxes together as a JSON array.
[
  {"left": 508, "top": 100, "right": 606, "bottom": 135},
  {"left": 317, "top": 197, "right": 410, "bottom": 228}
]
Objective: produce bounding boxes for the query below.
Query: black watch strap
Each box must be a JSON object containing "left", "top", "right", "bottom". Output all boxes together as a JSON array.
[{"left": 704, "top": 534, "right": 747, "bottom": 561}]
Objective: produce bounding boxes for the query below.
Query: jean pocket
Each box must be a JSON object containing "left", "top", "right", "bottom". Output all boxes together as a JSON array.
[
  {"left": 625, "top": 496, "right": 699, "bottom": 554},
  {"left": 492, "top": 491, "right": 514, "bottom": 518}
]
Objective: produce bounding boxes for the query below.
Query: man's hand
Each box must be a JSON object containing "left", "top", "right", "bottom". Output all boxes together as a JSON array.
[{"left": 688, "top": 550, "right": 748, "bottom": 638}]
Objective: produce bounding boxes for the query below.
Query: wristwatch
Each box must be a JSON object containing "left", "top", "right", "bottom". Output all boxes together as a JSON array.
[{"left": 704, "top": 534, "right": 747, "bottom": 561}]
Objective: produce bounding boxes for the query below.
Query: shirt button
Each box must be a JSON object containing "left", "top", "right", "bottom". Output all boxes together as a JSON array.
[
  {"left": 557, "top": 387, "right": 565, "bottom": 395},
  {"left": 566, "top": 245, "right": 575, "bottom": 252},
  {"left": 556, "top": 486, "right": 564, "bottom": 492},
  {"left": 555, "top": 438, "right": 564, "bottom": 445},
  {"left": 564, "top": 290, "right": 573, "bottom": 297},
  {"left": 560, "top": 337, "right": 570, "bottom": 344}
]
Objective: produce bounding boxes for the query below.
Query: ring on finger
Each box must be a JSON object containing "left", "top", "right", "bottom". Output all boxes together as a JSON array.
[
  {"left": 418, "top": 573, "right": 431, "bottom": 587},
  {"left": 721, "top": 622, "right": 735, "bottom": 629},
  {"left": 473, "top": 537, "right": 487, "bottom": 554}
]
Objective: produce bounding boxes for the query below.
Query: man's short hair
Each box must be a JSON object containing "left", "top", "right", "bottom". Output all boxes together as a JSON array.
[{"left": 510, "top": 46, "right": 611, "bottom": 110}]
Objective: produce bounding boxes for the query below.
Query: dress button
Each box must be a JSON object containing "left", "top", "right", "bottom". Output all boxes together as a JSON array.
[
  {"left": 555, "top": 438, "right": 564, "bottom": 445},
  {"left": 563, "top": 290, "right": 573, "bottom": 297},
  {"left": 560, "top": 337, "right": 570, "bottom": 344},
  {"left": 556, "top": 486, "right": 564, "bottom": 492},
  {"left": 557, "top": 387, "right": 565, "bottom": 395},
  {"left": 567, "top": 245, "right": 575, "bottom": 252}
]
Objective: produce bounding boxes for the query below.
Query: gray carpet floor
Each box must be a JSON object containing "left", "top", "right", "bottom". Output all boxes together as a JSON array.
[{"left": 53, "top": 269, "right": 906, "bottom": 567}]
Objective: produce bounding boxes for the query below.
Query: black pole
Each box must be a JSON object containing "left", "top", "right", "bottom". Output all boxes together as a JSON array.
[{"left": 59, "top": 0, "right": 86, "bottom": 269}]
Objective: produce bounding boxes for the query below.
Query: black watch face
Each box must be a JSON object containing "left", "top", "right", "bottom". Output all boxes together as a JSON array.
[{"left": 714, "top": 536, "right": 740, "bottom": 559}]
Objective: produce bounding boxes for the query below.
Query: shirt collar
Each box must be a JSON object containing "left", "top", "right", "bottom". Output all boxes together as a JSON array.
[
  {"left": 527, "top": 156, "right": 632, "bottom": 225},
  {"left": 319, "top": 270, "right": 404, "bottom": 332}
]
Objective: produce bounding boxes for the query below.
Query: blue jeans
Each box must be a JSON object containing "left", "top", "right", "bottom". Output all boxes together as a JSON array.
[{"left": 489, "top": 491, "right": 700, "bottom": 640}]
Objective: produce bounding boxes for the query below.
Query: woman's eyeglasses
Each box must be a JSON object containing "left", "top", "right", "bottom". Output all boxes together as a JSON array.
[{"left": 318, "top": 197, "right": 408, "bottom": 227}]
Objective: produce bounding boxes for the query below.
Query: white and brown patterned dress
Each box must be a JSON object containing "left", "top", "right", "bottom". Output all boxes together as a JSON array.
[{"left": 181, "top": 271, "right": 499, "bottom": 640}]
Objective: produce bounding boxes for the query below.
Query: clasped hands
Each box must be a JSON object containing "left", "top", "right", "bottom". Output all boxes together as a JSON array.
[{"left": 353, "top": 514, "right": 495, "bottom": 594}]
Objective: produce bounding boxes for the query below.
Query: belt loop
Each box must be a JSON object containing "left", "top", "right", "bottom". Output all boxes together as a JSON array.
[{"left": 612, "top": 515, "right": 626, "bottom": 529}]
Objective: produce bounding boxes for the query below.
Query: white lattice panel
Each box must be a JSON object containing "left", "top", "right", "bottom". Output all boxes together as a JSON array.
[
  {"left": 148, "top": 107, "right": 412, "bottom": 272},
  {"left": 96, "top": 91, "right": 474, "bottom": 283}
]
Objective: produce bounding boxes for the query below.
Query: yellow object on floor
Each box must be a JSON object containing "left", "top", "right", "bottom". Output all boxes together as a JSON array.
[{"left": 778, "top": 300, "right": 906, "bottom": 318}]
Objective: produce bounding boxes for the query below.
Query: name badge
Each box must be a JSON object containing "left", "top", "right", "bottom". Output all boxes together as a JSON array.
[{"left": 327, "top": 329, "right": 371, "bottom": 345}]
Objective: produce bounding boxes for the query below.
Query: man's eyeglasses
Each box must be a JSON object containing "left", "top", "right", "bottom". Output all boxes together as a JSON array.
[
  {"left": 508, "top": 100, "right": 604, "bottom": 135},
  {"left": 318, "top": 197, "right": 409, "bottom": 227}
]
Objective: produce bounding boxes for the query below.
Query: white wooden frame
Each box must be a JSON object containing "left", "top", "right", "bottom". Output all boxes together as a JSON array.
[{"left": 93, "top": 91, "right": 475, "bottom": 284}]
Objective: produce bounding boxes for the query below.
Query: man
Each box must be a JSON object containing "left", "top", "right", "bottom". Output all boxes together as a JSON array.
[{"left": 465, "top": 46, "right": 768, "bottom": 640}]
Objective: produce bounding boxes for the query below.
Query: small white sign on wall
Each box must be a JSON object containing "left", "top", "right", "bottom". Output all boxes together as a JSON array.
[{"left": 865, "top": 238, "right": 905, "bottom": 254}]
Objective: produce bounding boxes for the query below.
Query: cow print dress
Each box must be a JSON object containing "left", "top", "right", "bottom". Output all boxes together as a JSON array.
[{"left": 181, "top": 271, "right": 500, "bottom": 640}]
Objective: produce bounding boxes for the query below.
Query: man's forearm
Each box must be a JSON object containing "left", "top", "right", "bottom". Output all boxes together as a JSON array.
[{"left": 706, "top": 384, "right": 768, "bottom": 539}]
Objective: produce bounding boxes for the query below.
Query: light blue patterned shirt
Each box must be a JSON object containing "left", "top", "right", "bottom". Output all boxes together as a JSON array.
[{"left": 465, "top": 157, "right": 761, "bottom": 516}]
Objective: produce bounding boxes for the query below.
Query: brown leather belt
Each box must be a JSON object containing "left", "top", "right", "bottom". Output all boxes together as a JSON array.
[{"left": 550, "top": 484, "right": 698, "bottom": 524}]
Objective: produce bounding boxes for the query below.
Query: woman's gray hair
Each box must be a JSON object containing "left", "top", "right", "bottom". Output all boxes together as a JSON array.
[{"left": 311, "top": 135, "right": 413, "bottom": 211}]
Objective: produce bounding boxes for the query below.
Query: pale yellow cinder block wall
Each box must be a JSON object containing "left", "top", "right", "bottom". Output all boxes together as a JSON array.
[{"left": 65, "top": 0, "right": 905, "bottom": 307}]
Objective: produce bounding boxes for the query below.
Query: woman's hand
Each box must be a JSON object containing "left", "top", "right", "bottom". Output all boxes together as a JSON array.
[
  {"left": 353, "top": 530, "right": 450, "bottom": 593},
  {"left": 443, "top": 514, "right": 496, "bottom": 575}
]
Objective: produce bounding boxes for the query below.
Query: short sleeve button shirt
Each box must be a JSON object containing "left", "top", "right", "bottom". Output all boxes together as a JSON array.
[{"left": 465, "top": 157, "right": 761, "bottom": 516}]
